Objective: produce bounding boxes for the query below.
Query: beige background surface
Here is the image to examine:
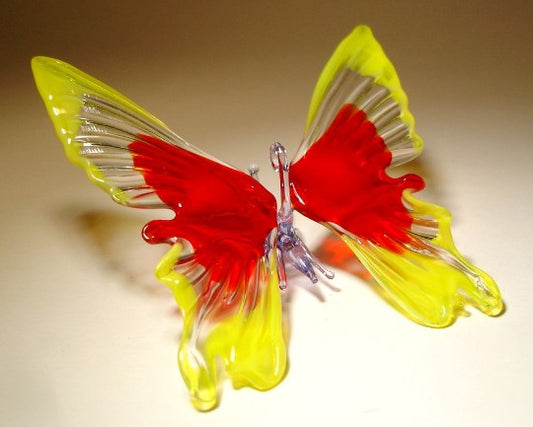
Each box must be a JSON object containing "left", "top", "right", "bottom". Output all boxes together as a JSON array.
[{"left": 1, "top": 1, "right": 532, "bottom": 426}]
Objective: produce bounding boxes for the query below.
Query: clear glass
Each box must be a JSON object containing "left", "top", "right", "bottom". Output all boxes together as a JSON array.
[{"left": 32, "top": 24, "right": 503, "bottom": 411}]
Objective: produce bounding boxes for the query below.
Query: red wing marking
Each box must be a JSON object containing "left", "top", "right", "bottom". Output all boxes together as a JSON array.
[{"left": 290, "top": 104, "right": 424, "bottom": 252}]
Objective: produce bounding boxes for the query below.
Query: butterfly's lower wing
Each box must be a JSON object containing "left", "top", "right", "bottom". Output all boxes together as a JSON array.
[
  {"left": 155, "top": 243, "right": 286, "bottom": 411},
  {"left": 290, "top": 26, "right": 503, "bottom": 327},
  {"left": 32, "top": 57, "right": 286, "bottom": 410}
]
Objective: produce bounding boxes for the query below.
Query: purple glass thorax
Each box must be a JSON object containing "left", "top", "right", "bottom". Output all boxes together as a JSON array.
[{"left": 266, "top": 142, "right": 334, "bottom": 289}]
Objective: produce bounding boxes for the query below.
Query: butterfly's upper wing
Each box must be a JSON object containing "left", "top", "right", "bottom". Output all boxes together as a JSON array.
[
  {"left": 290, "top": 26, "right": 503, "bottom": 327},
  {"left": 32, "top": 57, "right": 286, "bottom": 410}
]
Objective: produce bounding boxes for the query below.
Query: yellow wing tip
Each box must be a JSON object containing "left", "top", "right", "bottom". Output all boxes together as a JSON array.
[
  {"left": 306, "top": 25, "right": 419, "bottom": 137},
  {"left": 32, "top": 56, "right": 58, "bottom": 96},
  {"left": 191, "top": 396, "right": 218, "bottom": 412},
  {"left": 31, "top": 55, "right": 57, "bottom": 69},
  {"left": 347, "top": 24, "right": 374, "bottom": 40},
  {"left": 31, "top": 55, "right": 133, "bottom": 203},
  {"left": 31, "top": 56, "right": 50, "bottom": 73},
  {"left": 487, "top": 298, "right": 505, "bottom": 317},
  {"left": 31, "top": 56, "right": 71, "bottom": 87}
]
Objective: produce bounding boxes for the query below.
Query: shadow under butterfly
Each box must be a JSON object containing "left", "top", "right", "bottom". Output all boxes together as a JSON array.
[{"left": 32, "top": 25, "right": 504, "bottom": 411}]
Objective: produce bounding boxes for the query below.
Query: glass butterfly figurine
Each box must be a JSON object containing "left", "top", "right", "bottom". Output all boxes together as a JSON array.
[{"left": 32, "top": 25, "right": 503, "bottom": 411}]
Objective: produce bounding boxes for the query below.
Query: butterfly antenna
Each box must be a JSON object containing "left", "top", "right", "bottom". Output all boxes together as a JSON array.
[
  {"left": 270, "top": 142, "right": 292, "bottom": 222},
  {"left": 248, "top": 163, "right": 260, "bottom": 180},
  {"left": 270, "top": 142, "right": 335, "bottom": 287}
]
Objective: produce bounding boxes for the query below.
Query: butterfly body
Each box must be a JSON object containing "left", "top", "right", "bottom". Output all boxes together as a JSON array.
[
  {"left": 269, "top": 141, "right": 334, "bottom": 287},
  {"left": 32, "top": 25, "right": 503, "bottom": 411}
]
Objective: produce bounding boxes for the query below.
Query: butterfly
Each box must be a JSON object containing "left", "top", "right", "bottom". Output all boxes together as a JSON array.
[{"left": 32, "top": 25, "right": 503, "bottom": 411}]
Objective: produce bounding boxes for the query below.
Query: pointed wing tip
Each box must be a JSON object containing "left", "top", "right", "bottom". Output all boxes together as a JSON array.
[
  {"left": 345, "top": 25, "right": 377, "bottom": 47},
  {"left": 31, "top": 56, "right": 64, "bottom": 78},
  {"left": 31, "top": 55, "right": 51, "bottom": 66},
  {"left": 31, "top": 56, "right": 72, "bottom": 101},
  {"left": 31, "top": 56, "right": 50, "bottom": 89},
  {"left": 31, "top": 56, "right": 48, "bottom": 72},
  {"left": 351, "top": 24, "right": 373, "bottom": 35}
]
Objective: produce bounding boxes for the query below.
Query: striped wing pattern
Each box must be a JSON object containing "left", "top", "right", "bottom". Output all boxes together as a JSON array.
[
  {"left": 32, "top": 25, "right": 503, "bottom": 411},
  {"left": 32, "top": 57, "right": 286, "bottom": 411},
  {"left": 290, "top": 26, "right": 502, "bottom": 327}
]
